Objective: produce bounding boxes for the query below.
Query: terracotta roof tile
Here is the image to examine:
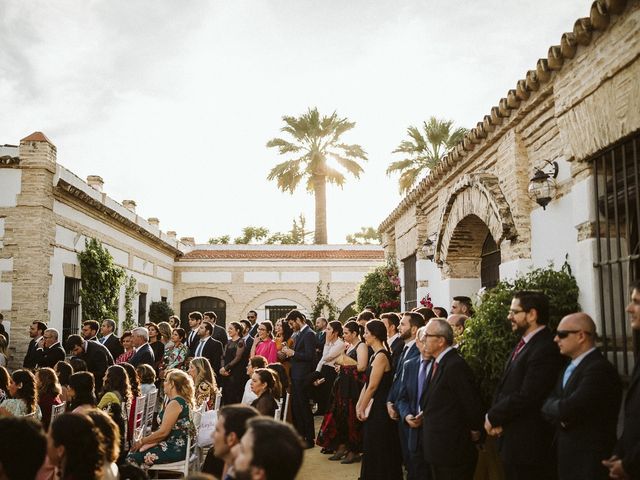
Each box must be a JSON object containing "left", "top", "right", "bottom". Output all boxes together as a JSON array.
[
  {"left": 182, "top": 249, "right": 385, "bottom": 260},
  {"left": 20, "top": 131, "right": 53, "bottom": 144}
]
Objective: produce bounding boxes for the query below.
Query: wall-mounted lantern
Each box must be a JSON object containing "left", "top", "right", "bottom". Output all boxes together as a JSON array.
[
  {"left": 421, "top": 233, "right": 438, "bottom": 261},
  {"left": 528, "top": 160, "right": 559, "bottom": 210}
]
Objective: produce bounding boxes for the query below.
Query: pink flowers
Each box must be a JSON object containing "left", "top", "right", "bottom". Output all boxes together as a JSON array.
[{"left": 420, "top": 294, "right": 433, "bottom": 309}]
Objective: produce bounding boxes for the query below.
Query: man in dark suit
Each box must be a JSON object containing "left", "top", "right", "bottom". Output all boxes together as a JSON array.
[
  {"left": 604, "top": 280, "right": 640, "bottom": 479},
  {"left": 247, "top": 310, "right": 259, "bottom": 338},
  {"left": 282, "top": 309, "right": 316, "bottom": 448},
  {"left": 186, "top": 311, "right": 203, "bottom": 354},
  {"left": 65, "top": 333, "right": 114, "bottom": 392},
  {"left": 99, "top": 319, "right": 124, "bottom": 360},
  {"left": 542, "top": 313, "right": 621, "bottom": 480},
  {"left": 35, "top": 328, "right": 66, "bottom": 368},
  {"left": 381, "top": 312, "right": 403, "bottom": 369},
  {"left": 485, "top": 291, "right": 561, "bottom": 480},
  {"left": 421, "top": 319, "right": 483, "bottom": 480},
  {"left": 314, "top": 316, "right": 327, "bottom": 363},
  {"left": 193, "top": 321, "right": 224, "bottom": 375},
  {"left": 396, "top": 325, "right": 431, "bottom": 480},
  {"left": 23, "top": 321, "right": 46, "bottom": 369},
  {"left": 81, "top": 320, "right": 100, "bottom": 342},
  {"left": 204, "top": 311, "right": 228, "bottom": 348},
  {"left": 129, "top": 326, "right": 155, "bottom": 368}
]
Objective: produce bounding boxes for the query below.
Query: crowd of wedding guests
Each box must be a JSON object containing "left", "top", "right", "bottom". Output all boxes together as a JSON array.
[{"left": 2, "top": 284, "right": 640, "bottom": 480}]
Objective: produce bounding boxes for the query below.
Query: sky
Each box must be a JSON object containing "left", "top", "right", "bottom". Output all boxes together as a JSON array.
[{"left": 1, "top": 1, "right": 590, "bottom": 244}]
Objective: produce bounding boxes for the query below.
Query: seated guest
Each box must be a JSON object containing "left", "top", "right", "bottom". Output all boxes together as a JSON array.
[
  {"left": 36, "top": 367, "right": 63, "bottom": 430},
  {"left": 242, "top": 356, "right": 268, "bottom": 405},
  {"left": 234, "top": 417, "right": 304, "bottom": 480},
  {"left": 0, "top": 334, "right": 7, "bottom": 367},
  {"left": 163, "top": 328, "right": 188, "bottom": 373},
  {"left": 188, "top": 357, "right": 219, "bottom": 410},
  {"left": 115, "top": 331, "right": 135, "bottom": 364},
  {"left": 67, "top": 371, "right": 97, "bottom": 414},
  {"left": 86, "top": 409, "right": 121, "bottom": 479},
  {"left": 250, "top": 368, "right": 281, "bottom": 417},
  {"left": 0, "top": 369, "right": 42, "bottom": 420},
  {"left": 0, "top": 416, "right": 47, "bottom": 480},
  {"left": 120, "top": 362, "right": 142, "bottom": 444},
  {"left": 48, "top": 413, "right": 105, "bottom": 480},
  {"left": 69, "top": 356, "right": 88, "bottom": 372},
  {"left": 127, "top": 369, "right": 195, "bottom": 468},
  {"left": 136, "top": 364, "right": 158, "bottom": 397},
  {"left": 251, "top": 321, "right": 278, "bottom": 364},
  {"left": 433, "top": 307, "right": 448, "bottom": 319},
  {"left": 98, "top": 365, "right": 131, "bottom": 454},
  {"left": 0, "top": 366, "right": 10, "bottom": 403},
  {"left": 54, "top": 361, "right": 73, "bottom": 403}
]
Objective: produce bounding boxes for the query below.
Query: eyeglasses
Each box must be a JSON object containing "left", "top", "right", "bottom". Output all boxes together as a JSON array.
[
  {"left": 508, "top": 309, "right": 526, "bottom": 316},
  {"left": 556, "top": 329, "right": 591, "bottom": 339}
]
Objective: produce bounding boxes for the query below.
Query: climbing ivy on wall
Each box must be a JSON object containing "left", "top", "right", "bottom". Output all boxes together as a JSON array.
[
  {"left": 311, "top": 282, "right": 340, "bottom": 321},
  {"left": 123, "top": 275, "right": 137, "bottom": 332}
]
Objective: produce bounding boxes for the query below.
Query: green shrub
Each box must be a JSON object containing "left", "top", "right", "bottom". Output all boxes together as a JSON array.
[
  {"left": 149, "top": 301, "right": 175, "bottom": 324},
  {"left": 460, "top": 260, "right": 580, "bottom": 405},
  {"left": 356, "top": 257, "right": 401, "bottom": 313}
]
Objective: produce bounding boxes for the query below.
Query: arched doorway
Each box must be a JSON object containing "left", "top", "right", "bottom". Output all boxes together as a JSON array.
[
  {"left": 338, "top": 302, "right": 358, "bottom": 323},
  {"left": 180, "top": 297, "right": 227, "bottom": 329}
]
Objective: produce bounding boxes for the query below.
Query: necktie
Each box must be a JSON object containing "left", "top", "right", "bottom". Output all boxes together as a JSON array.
[
  {"left": 562, "top": 363, "right": 576, "bottom": 388},
  {"left": 511, "top": 338, "right": 526, "bottom": 360},
  {"left": 195, "top": 340, "right": 205, "bottom": 357},
  {"left": 429, "top": 361, "right": 439, "bottom": 383},
  {"left": 417, "top": 359, "right": 429, "bottom": 411},
  {"left": 189, "top": 330, "right": 196, "bottom": 347},
  {"left": 100, "top": 337, "right": 106, "bottom": 345}
]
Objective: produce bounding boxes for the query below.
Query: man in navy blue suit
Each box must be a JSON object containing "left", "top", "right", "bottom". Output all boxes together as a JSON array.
[
  {"left": 129, "top": 326, "right": 155, "bottom": 368},
  {"left": 282, "top": 309, "right": 316, "bottom": 448}
]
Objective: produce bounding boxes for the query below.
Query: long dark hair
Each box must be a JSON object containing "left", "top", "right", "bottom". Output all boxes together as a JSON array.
[
  {"left": 344, "top": 321, "right": 363, "bottom": 342},
  {"left": 54, "top": 361, "right": 73, "bottom": 387},
  {"left": 101, "top": 365, "right": 132, "bottom": 402},
  {"left": 0, "top": 365, "right": 9, "bottom": 393},
  {"left": 328, "top": 320, "right": 343, "bottom": 337},
  {"left": 278, "top": 318, "right": 293, "bottom": 342},
  {"left": 254, "top": 368, "right": 282, "bottom": 398},
  {"left": 67, "top": 372, "right": 96, "bottom": 410},
  {"left": 50, "top": 413, "right": 105, "bottom": 479},
  {"left": 365, "top": 319, "right": 390, "bottom": 351},
  {"left": 120, "top": 362, "right": 140, "bottom": 398},
  {"left": 11, "top": 370, "right": 37, "bottom": 414}
]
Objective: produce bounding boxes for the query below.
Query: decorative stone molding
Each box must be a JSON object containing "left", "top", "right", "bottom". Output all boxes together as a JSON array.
[
  {"left": 122, "top": 200, "right": 136, "bottom": 212},
  {"left": 86, "top": 175, "right": 104, "bottom": 192},
  {"left": 62, "top": 263, "right": 81, "bottom": 279},
  {"left": 138, "top": 282, "right": 149, "bottom": 294}
]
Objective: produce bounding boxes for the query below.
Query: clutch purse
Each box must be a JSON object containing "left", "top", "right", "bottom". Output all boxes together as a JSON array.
[{"left": 336, "top": 353, "right": 357, "bottom": 366}]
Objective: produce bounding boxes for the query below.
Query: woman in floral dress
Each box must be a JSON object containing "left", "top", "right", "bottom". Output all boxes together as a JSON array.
[
  {"left": 127, "top": 369, "right": 195, "bottom": 468},
  {"left": 163, "top": 328, "right": 188, "bottom": 373}
]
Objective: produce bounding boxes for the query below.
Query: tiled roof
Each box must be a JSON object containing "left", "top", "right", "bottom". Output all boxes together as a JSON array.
[
  {"left": 181, "top": 248, "right": 385, "bottom": 260},
  {"left": 379, "top": 0, "right": 631, "bottom": 232},
  {"left": 21, "top": 131, "right": 53, "bottom": 144}
]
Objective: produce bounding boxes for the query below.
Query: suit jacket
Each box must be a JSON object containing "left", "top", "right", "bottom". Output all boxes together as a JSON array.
[
  {"left": 0, "top": 323, "right": 8, "bottom": 344},
  {"left": 615, "top": 359, "right": 640, "bottom": 478},
  {"left": 212, "top": 324, "right": 228, "bottom": 350},
  {"left": 421, "top": 348, "right": 484, "bottom": 466},
  {"left": 185, "top": 329, "right": 200, "bottom": 352},
  {"left": 396, "top": 356, "right": 426, "bottom": 453},
  {"left": 35, "top": 342, "right": 66, "bottom": 369},
  {"left": 388, "top": 343, "right": 420, "bottom": 405},
  {"left": 488, "top": 327, "right": 561, "bottom": 466},
  {"left": 129, "top": 343, "right": 155, "bottom": 368},
  {"left": 23, "top": 338, "right": 40, "bottom": 369},
  {"left": 84, "top": 340, "right": 114, "bottom": 390},
  {"left": 389, "top": 336, "right": 404, "bottom": 371},
  {"left": 193, "top": 337, "right": 224, "bottom": 375},
  {"left": 102, "top": 334, "right": 124, "bottom": 361},
  {"left": 290, "top": 326, "right": 316, "bottom": 380},
  {"left": 542, "top": 348, "right": 621, "bottom": 479}
]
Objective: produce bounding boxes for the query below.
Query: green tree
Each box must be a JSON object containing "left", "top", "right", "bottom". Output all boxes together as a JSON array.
[
  {"left": 267, "top": 107, "right": 368, "bottom": 244},
  {"left": 356, "top": 258, "right": 401, "bottom": 313},
  {"left": 149, "top": 301, "right": 175, "bottom": 324},
  {"left": 234, "top": 226, "right": 270, "bottom": 244},
  {"left": 387, "top": 117, "right": 467, "bottom": 194},
  {"left": 208, "top": 235, "right": 231, "bottom": 244},
  {"left": 346, "top": 226, "right": 381, "bottom": 244}
]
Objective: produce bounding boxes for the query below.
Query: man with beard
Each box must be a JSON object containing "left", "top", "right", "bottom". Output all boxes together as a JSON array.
[{"left": 485, "top": 291, "right": 561, "bottom": 480}]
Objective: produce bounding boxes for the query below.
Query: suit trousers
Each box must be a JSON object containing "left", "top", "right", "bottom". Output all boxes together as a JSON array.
[
  {"left": 431, "top": 461, "right": 476, "bottom": 480},
  {"left": 408, "top": 434, "right": 431, "bottom": 480},
  {"left": 291, "top": 378, "right": 315, "bottom": 444},
  {"left": 504, "top": 463, "right": 556, "bottom": 480}
]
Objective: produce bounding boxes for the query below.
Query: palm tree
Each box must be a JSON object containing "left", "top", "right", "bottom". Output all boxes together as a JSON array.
[
  {"left": 267, "top": 107, "right": 367, "bottom": 244},
  {"left": 387, "top": 117, "right": 467, "bottom": 194}
]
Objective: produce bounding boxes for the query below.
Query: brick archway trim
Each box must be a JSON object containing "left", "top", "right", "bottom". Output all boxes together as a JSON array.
[{"left": 434, "top": 172, "right": 518, "bottom": 264}]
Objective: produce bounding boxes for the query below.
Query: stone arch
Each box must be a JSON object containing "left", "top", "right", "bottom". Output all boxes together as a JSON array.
[{"left": 434, "top": 172, "right": 517, "bottom": 266}]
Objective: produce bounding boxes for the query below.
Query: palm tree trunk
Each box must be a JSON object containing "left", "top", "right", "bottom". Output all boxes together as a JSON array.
[{"left": 313, "top": 176, "right": 328, "bottom": 244}]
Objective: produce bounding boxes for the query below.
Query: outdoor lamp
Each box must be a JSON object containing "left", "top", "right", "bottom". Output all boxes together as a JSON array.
[
  {"left": 528, "top": 160, "right": 559, "bottom": 210},
  {"left": 421, "top": 234, "right": 437, "bottom": 261}
]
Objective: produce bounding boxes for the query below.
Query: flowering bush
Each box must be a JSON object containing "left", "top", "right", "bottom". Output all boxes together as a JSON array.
[
  {"left": 419, "top": 294, "right": 433, "bottom": 309},
  {"left": 356, "top": 257, "right": 401, "bottom": 314}
]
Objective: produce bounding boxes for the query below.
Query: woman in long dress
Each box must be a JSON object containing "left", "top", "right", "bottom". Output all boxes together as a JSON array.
[{"left": 220, "top": 321, "right": 247, "bottom": 405}]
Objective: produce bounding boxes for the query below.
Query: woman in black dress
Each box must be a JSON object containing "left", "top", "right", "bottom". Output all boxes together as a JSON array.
[
  {"left": 219, "top": 321, "right": 247, "bottom": 405},
  {"left": 357, "top": 319, "right": 403, "bottom": 480},
  {"left": 249, "top": 367, "right": 281, "bottom": 417}
]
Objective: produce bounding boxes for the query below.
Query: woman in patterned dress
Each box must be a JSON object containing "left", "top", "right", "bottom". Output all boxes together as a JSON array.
[
  {"left": 127, "top": 369, "right": 195, "bottom": 468},
  {"left": 162, "top": 328, "right": 188, "bottom": 373},
  {"left": 0, "top": 369, "right": 42, "bottom": 420}
]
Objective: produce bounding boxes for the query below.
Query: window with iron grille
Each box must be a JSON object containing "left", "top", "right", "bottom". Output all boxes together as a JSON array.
[
  {"left": 403, "top": 254, "right": 417, "bottom": 310},
  {"left": 592, "top": 131, "right": 640, "bottom": 377},
  {"left": 266, "top": 305, "right": 297, "bottom": 322},
  {"left": 138, "top": 292, "right": 147, "bottom": 326},
  {"left": 63, "top": 277, "right": 81, "bottom": 342}
]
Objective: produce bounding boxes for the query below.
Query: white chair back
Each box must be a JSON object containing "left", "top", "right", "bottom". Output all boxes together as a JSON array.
[
  {"left": 132, "top": 395, "right": 146, "bottom": 442},
  {"left": 144, "top": 389, "right": 158, "bottom": 435},
  {"left": 281, "top": 392, "right": 291, "bottom": 421},
  {"left": 148, "top": 432, "right": 192, "bottom": 477},
  {"left": 214, "top": 389, "right": 222, "bottom": 410},
  {"left": 50, "top": 402, "right": 66, "bottom": 425},
  {"left": 274, "top": 407, "right": 281, "bottom": 420}
]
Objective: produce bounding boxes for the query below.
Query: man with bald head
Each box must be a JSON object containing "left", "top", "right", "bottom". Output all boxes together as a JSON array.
[{"left": 542, "top": 313, "right": 621, "bottom": 480}]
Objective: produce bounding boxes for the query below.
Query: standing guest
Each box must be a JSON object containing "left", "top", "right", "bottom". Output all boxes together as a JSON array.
[
  {"left": 204, "top": 404, "right": 259, "bottom": 479},
  {"left": 246, "top": 310, "right": 260, "bottom": 338},
  {"left": 157, "top": 321, "right": 174, "bottom": 351},
  {"left": 86, "top": 409, "right": 120, "bottom": 480},
  {"left": 542, "top": 313, "right": 621, "bottom": 480},
  {"left": 168, "top": 315, "right": 181, "bottom": 329},
  {"left": 485, "top": 291, "right": 561, "bottom": 480},
  {"left": 447, "top": 314, "right": 469, "bottom": 348},
  {"left": 433, "top": 307, "right": 448, "bottom": 318},
  {"left": 450, "top": 296, "right": 473, "bottom": 317},
  {"left": 251, "top": 320, "right": 278, "bottom": 364},
  {"left": 136, "top": 364, "right": 158, "bottom": 397},
  {"left": 127, "top": 369, "right": 195, "bottom": 468},
  {"left": 314, "top": 316, "right": 328, "bottom": 362},
  {"left": 0, "top": 416, "right": 47, "bottom": 480},
  {"left": 357, "top": 320, "right": 403, "bottom": 480},
  {"left": 318, "top": 320, "right": 368, "bottom": 463},
  {"left": 356, "top": 310, "right": 376, "bottom": 330},
  {"left": 220, "top": 321, "right": 247, "bottom": 405},
  {"left": 81, "top": 320, "right": 100, "bottom": 342},
  {"left": 0, "top": 312, "right": 8, "bottom": 344},
  {"left": 233, "top": 417, "right": 304, "bottom": 480},
  {"left": 242, "top": 356, "right": 268, "bottom": 405},
  {"left": 47, "top": 413, "right": 105, "bottom": 480},
  {"left": 65, "top": 333, "right": 114, "bottom": 392},
  {"left": 603, "top": 280, "right": 640, "bottom": 479},
  {"left": 313, "top": 320, "right": 345, "bottom": 415},
  {"left": 34, "top": 328, "right": 66, "bottom": 369},
  {"left": 36, "top": 367, "right": 63, "bottom": 430},
  {"left": 163, "top": 327, "right": 188, "bottom": 373},
  {"left": 67, "top": 371, "right": 97, "bottom": 413},
  {"left": 0, "top": 369, "right": 42, "bottom": 420},
  {"left": 99, "top": 319, "right": 124, "bottom": 360},
  {"left": 381, "top": 312, "right": 403, "bottom": 369},
  {"left": 282, "top": 309, "right": 317, "bottom": 449},
  {"left": 204, "top": 311, "right": 229, "bottom": 347},
  {"left": 250, "top": 368, "right": 281, "bottom": 417},
  {"left": 23, "top": 320, "right": 47, "bottom": 369},
  {"left": 54, "top": 361, "right": 73, "bottom": 403},
  {"left": 421, "top": 319, "right": 484, "bottom": 480},
  {"left": 186, "top": 311, "right": 204, "bottom": 354},
  {"left": 274, "top": 318, "right": 294, "bottom": 381},
  {"left": 98, "top": 365, "right": 131, "bottom": 455},
  {"left": 116, "top": 330, "right": 136, "bottom": 364},
  {"left": 128, "top": 327, "right": 155, "bottom": 368},
  {"left": 193, "top": 321, "right": 224, "bottom": 376},
  {"left": 189, "top": 356, "right": 219, "bottom": 410},
  {"left": 146, "top": 322, "right": 165, "bottom": 371},
  {"left": 0, "top": 334, "right": 8, "bottom": 367},
  {"left": 0, "top": 365, "right": 10, "bottom": 402}
]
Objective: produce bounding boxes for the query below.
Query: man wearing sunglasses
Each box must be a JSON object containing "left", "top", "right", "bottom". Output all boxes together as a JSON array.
[
  {"left": 484, "top": 290, "right": 561, "bottom": 480},
  {"left": 542, "top": 313, "right": 621, "bottom": 480}
]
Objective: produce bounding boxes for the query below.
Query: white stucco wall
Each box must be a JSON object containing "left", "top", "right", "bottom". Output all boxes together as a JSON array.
[{"left": 0, "top": 170, "right": 21, "bottom": 207}]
